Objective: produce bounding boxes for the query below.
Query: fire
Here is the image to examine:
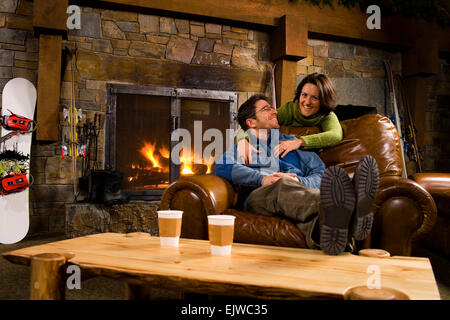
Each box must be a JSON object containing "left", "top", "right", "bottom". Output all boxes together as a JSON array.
[
  {"left": 179, "top": 150, "right": 214, "bottom": 175},
  {"left": 180, "top": 150, "right": 194, "bottom": 175},
  {"left": 139, "top": 142, "right": 168, "bottom": 169},
  {"left": 159, "top": 145, "right": 170, "bottom": 159},
  {"left": 203, "top": 155, "right": 215, "bottom": 174},
  {"left": 135, "top": 141, "right": 214, "bottom": 177}
]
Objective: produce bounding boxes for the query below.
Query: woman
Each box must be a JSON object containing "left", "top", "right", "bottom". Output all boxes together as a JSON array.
[{"left": 237, "top": 73, "right": 342, "bottom": 163}]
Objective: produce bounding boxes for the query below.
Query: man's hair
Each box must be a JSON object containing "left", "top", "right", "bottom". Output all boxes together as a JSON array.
[
  {"left": 293, "top": 73, "right": 337, "bottom": 115},
  {"left": 236, "top": 94, "right": 270, "bottom": 131}
]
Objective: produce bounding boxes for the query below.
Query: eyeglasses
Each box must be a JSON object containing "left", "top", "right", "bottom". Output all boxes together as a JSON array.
[{"left": 255, "top": 105, "right": 274, "bottom": 113}]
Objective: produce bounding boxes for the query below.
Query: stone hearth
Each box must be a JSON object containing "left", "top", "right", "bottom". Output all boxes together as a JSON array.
[{"left": 65, "top": 201, "right": 160, "bottom": 238}]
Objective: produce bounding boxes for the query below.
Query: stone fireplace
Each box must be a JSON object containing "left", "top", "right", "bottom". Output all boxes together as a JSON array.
[{"left": 61, "top": 7, "right": 270, "bottom": 237}]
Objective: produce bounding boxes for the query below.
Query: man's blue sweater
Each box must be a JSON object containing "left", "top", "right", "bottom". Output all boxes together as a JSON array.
[{"left": 214, "top": 130, "right": 325, "bottom": 206}]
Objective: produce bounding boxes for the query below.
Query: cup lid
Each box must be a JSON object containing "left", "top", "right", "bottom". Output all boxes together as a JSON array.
[
  {"left": 207, "top": 214, "right": 235, "bottom": 220},
  {"left": 157, "top": 210, "right": 183, "bottom": 218},
  {"left": 207, "top": 214, "right": 235, "bottom": 225}
]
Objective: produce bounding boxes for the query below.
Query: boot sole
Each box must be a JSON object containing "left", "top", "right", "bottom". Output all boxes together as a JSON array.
[
  {"left": 319, "top": 166, "right": 355, "bottom": 255},
  {"left": 352, "top": 156, "right": 379, "bottom": 240}
]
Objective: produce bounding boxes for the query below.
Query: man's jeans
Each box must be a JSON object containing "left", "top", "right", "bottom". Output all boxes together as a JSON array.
[{"left": 245, "top": 177, "right": 321, "bottom": 249}]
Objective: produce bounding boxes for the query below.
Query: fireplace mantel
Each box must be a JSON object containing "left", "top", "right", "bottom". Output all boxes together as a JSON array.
[{"left": 83, "top": 0, "right": 449, "bottom": 50}]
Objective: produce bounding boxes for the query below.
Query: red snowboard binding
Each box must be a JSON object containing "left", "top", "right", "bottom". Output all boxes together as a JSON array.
[
  {"left": 0, "top": 172, "right": 30, "bottom": 196},
  {"left": 0, "top": 109, "right": 36, "bottom": 134}
]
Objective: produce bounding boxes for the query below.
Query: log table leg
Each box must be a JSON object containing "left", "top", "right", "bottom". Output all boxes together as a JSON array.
[
  {"left": 30, "top": 253, "right": 67, "bottom": 300},
  {"left": 125, "top": 283, "right": 152, "bottom": 300}
]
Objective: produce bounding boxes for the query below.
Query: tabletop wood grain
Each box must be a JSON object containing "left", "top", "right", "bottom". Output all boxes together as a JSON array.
[{"left": 2, "top": 233, "right": 441, "bottom": 300}]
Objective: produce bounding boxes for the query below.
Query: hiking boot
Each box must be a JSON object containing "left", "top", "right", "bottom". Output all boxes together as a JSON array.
[
  {"left": 319, "top": 166, "right": 356, "bottom": 255},
  {"left": 351, "top": 155, "right": 379, "bottom": 241}
]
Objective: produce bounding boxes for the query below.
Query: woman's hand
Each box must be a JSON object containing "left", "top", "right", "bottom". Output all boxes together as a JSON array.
[
  {"left": 237, "top": 139, "right": 261, "bottom": 165},
  {"left": 273, "top": 139, "right": 305, "bottom": 158}
]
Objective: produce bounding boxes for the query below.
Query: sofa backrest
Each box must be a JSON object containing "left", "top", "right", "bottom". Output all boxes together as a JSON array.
[{"left": 281, "top": 114, "right": 403, "bottom": 178}]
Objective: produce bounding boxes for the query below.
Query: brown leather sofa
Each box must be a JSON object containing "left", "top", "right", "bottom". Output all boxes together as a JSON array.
[
  {"left": 410, "top": 173, "right": 450, "bottom": 257},
  {"left": 161, "top": 114, "right": 437, "bottom": 256}
]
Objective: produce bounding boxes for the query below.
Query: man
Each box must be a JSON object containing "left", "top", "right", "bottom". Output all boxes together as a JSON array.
[{"left": 214, "top": 94, "right": 379, "bottom": 255}]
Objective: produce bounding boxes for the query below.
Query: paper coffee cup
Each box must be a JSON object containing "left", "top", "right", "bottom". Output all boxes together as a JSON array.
[
  {"left": 207, "top": 215, "right": 235, "bottom": 255},
  {"left": 157, "top": 210, "right": 183, "bottom": 247}
]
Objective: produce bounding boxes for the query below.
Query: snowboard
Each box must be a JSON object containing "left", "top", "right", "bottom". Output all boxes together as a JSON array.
[{"left": 0, "top": 78, "right": 37, "bottom": 244}]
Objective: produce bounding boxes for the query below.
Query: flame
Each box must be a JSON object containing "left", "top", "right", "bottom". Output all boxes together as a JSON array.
[
  {"left": 132, "top": 141, "right": 214, "bottom": 180},
  {"left": 159, "top": 145, "right": 170, "bottom": 159},
  {"left": 204, "top": 155, "right": 215, "bottom": 174},
  {"left": 179, "top": 150, "right": 215, "bottom": 175},
  {"left": 180, "top": 150, "right": 194, "bottom": 175},
  {"left": 139, "top": 142, "right": 167, "bottom": 169}
]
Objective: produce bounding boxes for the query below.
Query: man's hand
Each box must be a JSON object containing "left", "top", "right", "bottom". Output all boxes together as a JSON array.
[
  {"left": 237, "top": 138, "right": 261, "bottom": 165},
  {"left": 273, "top": 172, "right": 299, "bottom": 181},
  {"left": 273, "top": 139, "right": 305, "bottom": 158},
  {"left": 261, "top": 174, "right": 279, "bottom": 186},
  {"left": 261, "top": 172, "right": 299, "bottom": 185}
]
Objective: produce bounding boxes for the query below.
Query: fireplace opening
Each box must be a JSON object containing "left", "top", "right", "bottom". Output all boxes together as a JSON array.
[
  {"left": 115, "top": 93, "right": 171, "bottom": 191},
  {"left": 106, "top": 84, "right": 238, "bottom": 200}
]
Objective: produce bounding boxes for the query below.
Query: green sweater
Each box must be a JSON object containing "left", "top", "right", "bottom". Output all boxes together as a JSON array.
[{"left": 237, "top": 100, "right": 343, "bottom": 149}]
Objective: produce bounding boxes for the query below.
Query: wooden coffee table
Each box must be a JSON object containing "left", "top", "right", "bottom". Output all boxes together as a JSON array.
[{"left": 1, "top": 232, "right": 441, "bottom": 300}]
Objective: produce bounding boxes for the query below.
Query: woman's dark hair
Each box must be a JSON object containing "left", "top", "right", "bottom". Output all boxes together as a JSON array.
[
  {"left": 236, "top": 94, "right": 270, "bottom": 131},
  {"left": 293, "top": 73, "right": 337, "bottom": 115}
]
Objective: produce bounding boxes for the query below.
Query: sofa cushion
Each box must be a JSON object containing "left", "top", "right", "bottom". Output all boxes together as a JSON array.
[
  {"left": 282, "top": 114, "right": 402, "bottom": 179},
  {"left": 280, "top": 125, "right": 321, "bottom": 137},
  {"left": 320, "top": 114, "right": 403, "bottom": 178}
]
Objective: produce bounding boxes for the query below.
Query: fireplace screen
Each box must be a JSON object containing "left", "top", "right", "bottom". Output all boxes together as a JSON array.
[
  {"left": 106, "top": 85, "right": 237, "bottom": 199},
  {"left": 116, "top": 93, "right": 171, "bottom": 190}
]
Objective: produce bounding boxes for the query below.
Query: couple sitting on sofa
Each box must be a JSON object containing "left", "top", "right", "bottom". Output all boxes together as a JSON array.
[{"left": 214, "top": 73, "right": 379, "bottom": 255}]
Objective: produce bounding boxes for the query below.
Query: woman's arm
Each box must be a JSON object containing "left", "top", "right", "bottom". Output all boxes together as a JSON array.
[
  {"left": 235, "top": 128, "right": 249, "bottom": 143},
  {"left": 299, "top": 112, "right": 343, "bottom": 149},
  {"left": 276, "top": 101, "right": 295, "bottom": 126}
]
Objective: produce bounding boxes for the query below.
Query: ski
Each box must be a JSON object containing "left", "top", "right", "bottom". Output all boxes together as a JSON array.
[
  {"left": 395, "top": 74, "right": 423, "bottom": 173},
  {"left": 383, "top": 60, "right": 408, "bottom": 178}
]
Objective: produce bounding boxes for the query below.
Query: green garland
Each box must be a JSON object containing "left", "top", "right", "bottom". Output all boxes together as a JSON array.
[
  {"left": 295, "top": 0, "right": 449, "bottom": 26},
  {"left": 0, "top": 160, "right": 27, "bottom": 177},
  {"left": 0, "top": 150, "right": 29, "bottom": 177}
]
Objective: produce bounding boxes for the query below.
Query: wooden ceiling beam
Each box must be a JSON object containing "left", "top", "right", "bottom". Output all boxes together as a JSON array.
[{"left": 81, "top": 0, "right": 449, "bottom": 52}]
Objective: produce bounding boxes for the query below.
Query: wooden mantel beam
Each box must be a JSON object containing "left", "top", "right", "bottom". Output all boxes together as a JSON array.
[{"left": 84, "top": 0, "right": 449, "bottom": 52}]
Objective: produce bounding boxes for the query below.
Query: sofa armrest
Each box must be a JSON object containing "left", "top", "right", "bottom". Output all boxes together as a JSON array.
[
  {"left": 410, "top": 173, "right": 450, "bottom": 192},
  {"left": 160, "top": 174, "right": 237, "bottom": 240},
  {"left": 411, "top": 173, "right": 450, "bottom": 218},
  {"left": 371, "top": 176, "right": 437, "bottom": 256}
]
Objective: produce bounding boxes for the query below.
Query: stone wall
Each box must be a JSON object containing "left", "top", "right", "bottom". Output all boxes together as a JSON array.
[
  {"left": 0, "top": 0, "right": 37, "bottom": 107},
  {"left": 63, "top": 6, "right": 273, "bottom": 116},
  {"left": 66, "top": 201, "right": 160, "bottom": 238},
  {"left": 296, "top": 39, "right": 402, "bottom": 114}
]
